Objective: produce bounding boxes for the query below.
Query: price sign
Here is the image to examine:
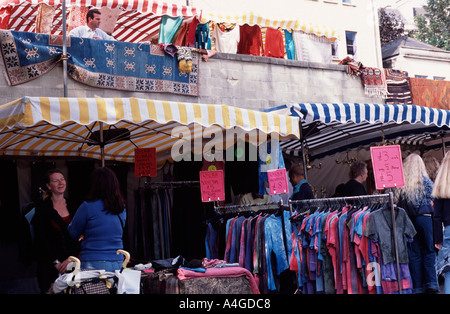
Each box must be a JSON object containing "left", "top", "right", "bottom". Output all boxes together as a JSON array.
[
  {"left": 134, "top": 148, "right": 157, "bottom": 178},
  {"left": 370, "top": 145, "right": 405, "bottom": 190},
  {"left": 267, "top": 168, "right": 289, "bottom": 195},
  {"left": 199, "top": 170, "right": 225, "bottom": 202}
]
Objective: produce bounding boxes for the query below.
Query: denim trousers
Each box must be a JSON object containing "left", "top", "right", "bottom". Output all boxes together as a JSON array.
[
  {"left": 81, "top": 260, "right": 123, "bottom": 272},
  {"left": 443, "top": 227, "right": 450, "bottom": 294},
  {"left": 407, "top": 215, "right": 440, "bottom": 293}
]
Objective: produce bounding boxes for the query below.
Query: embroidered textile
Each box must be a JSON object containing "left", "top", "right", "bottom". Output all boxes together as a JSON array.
[
  {"left": 384, "top": 68, "right": 412, "bottom": 104},
  {"left": 98, "top": 7, "right": 122, "bottom": 35},
  {"left": 36, "top": 3, "right": 55, "bottom": 34},
  {"left": 0, "top": 30, "right": 199, "bottom": 96},
  {"left": 410, "top": 77, "right": 450, "bottom": 110},
  {"left": 67, "top": 6, "right": 89, "bottom": 33},
  {"left": 339, "top": 56, "right": 363, "bottom": 76},
  {"left": 360, "top": 67, "right": 387, "bottom": 98}
]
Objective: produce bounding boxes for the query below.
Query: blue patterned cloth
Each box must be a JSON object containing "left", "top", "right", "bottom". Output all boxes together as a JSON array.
[{"left": 0, "top": 30, "right": 199, "bottom": 96}]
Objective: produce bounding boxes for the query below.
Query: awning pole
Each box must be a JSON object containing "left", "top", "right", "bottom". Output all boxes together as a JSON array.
[
  {"left": 300, "top": 121, "right": 308, "bottom": 182},
  {"left": 100, "top": 122, "right": 105, "bottom": 167},
  {"left": 62, "top": 0, "right": 68, "bottom": 97},
  {"left": 442, "top": 135, "right": 446, "bottom": 157}
]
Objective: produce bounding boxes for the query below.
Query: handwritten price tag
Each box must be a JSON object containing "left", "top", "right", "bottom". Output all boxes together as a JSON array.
[
  {"left": 370, "top": 145, "right": 405, "bottom": 190},
  {"left": 199, "top": 170, "right": 225, "bottom": 202},
  {"left": 134, "top": 148, "right": 157, "bottom": 178},
  {"left": 267, "top": 168, "right": 289, "bottom": 195}
]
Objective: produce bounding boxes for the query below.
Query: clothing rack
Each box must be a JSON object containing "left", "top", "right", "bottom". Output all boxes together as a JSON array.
[
  {"left": 213, "top": 201, "right": 286, "bottom": 216},
  {"left": 144, "top": 180, "right": 200, "bottom": 189},
  {"left": 288, "top": 192, "right": 403, "bottom": 294},
  {"left": 211, "top": 200, "right": 292, "bottom": 293}
]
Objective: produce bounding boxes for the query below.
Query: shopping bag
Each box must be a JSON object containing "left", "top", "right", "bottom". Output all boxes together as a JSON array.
[{"left": 115, "top": 268, "right": 141, "bottom": 294}]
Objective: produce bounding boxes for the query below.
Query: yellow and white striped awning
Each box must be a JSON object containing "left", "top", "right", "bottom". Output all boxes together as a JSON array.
[
  {"left": 201, "top": 10, "right": 338, "bottom": 40},
  {"left": 0, "top": 97, "right": 300, "bottom": 163}
]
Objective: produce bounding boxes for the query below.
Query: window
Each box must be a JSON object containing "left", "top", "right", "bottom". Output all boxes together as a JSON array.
[
  {"left": 434, "top": 76, "right": 445, "bottom": 81},
  {"left": 415, "top": 75, "right": 428, "bottom": 79},
  {"left": 331, "top": 40, "right": 339, "bottom": 58},
  {"left": 345, "top": 31, "right": 357, "bottom": 55},
  {"left": 342, "top": 0, "right": 352, "bottom": 4}
]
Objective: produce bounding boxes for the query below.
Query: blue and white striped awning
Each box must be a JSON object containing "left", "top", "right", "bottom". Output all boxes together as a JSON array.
[{"left": 266, "top": 103, "right": 450, "bottom": 159}]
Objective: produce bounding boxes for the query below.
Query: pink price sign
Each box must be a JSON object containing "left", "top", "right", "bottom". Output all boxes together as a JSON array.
[
  {"left": 267, "top": 168, "right": 289, "bottom": 195},
  {"left": 370, "top": 145, "right": 405, "bottom": 190},
  {"left": 134, "top": 147, "right": 157, "bottom": 178},
  {"left": 199, "top": 170, "right": 225, "bottom": 202}
]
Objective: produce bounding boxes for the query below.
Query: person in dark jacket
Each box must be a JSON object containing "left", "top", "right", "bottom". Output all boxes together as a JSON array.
[
  {"left": 289, "top": 164, "right": 314, "bottom": 201},
  {"left": 432, "top": 152, "right": 450, "bottom": 294},
  {"left": 32, "top": 169, "right": 80, "bottom": 293},
  {"left": 342, "top": 160, "right": 368, "bottom": 196}
]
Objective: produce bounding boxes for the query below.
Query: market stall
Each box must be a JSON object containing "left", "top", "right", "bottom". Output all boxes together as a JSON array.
[{"left": 0, "top": 95, "right": 300, "bottom": 294}]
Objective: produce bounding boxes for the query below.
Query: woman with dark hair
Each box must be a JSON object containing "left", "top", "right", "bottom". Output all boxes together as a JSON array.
[
  {"left": 68, "top": 167, "right": 126, "bottom": 272},
  {"left": 32, "top": 169, "right": 80, "bottom": 293}
]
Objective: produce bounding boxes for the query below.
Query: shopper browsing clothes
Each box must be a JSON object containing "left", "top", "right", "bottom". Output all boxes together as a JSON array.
[
  {"left": 432, "top": 152, "right": 450, "bottom": 294},
  {"left": 395, "top": 153, "right": 440, "bottom": 294},
  {"left": 32, "top": 169, "right": 80, "bottom": 293},
  {"left": 289, "top": 164, "right": 314, "bottom": 201},
  {"left": 342, "top": 160, "right": 368, "bottom": 196},
  {"left": 68, "top": 167, "right": 126, "bottom": 272}
]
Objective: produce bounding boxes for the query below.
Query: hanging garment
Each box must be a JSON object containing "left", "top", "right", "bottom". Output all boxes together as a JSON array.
[
  {"left": 284, "top": 29, "right": 296, "bottom": 60},
  {"left": 238, "top": 24, "right": 263, "bottom": 56},
  {"left": 185, "top": 17, "right": 200, "bottom": 48},
  {"left": 159, "top": 16, "right": 183, "bottom": 44},
  {"left": 195, "top": 22, "right": 211, "bottom": 49},
  {"left": 262, "top": 27, "right": 285, "bottom": 59},
  {"left": 172, "top": 22, "right": 189, "bottom": 46},
  {"left": 212, "top": 23, "right": 240, "bottom": 54}
]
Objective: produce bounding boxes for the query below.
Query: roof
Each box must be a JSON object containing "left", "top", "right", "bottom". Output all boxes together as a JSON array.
[{"left": 382, "top": 36, "right": 448, "bottom": 59}]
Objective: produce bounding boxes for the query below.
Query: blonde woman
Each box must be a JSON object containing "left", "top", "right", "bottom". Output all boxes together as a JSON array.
[
  {"left": 432, "top": 152, "right": 450, "bottom": 294},
  {"left": 423, "top": 155, "right": 440, "bottom": 182},
  {"left": 395, "top": 153, "right": 439, "bottom": 294}
]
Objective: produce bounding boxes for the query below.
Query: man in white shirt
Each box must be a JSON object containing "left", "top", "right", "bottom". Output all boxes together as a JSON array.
[{"left": 68, "top": 9, "right": 116, "bottom": 41}]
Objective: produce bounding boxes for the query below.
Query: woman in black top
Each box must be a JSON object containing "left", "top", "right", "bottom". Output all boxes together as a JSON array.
[{"left": 32, "top": 169, "right": 80, "bottom": 293}]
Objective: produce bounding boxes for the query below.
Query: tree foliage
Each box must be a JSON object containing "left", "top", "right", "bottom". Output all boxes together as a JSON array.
[
  {"left": 414, "top": 0, "right": 450, "bottom": 51},
  {"left": 379, "top": 8, "right": 407, "bottom": 46}
]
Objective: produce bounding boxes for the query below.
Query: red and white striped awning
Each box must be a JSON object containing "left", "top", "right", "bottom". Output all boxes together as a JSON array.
[{"left": 0, "top": 0, "right": 200, "bottom": 43}]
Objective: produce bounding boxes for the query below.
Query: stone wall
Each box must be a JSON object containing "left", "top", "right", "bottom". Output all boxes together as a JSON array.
[{"left": 0, "top": 51, "right": 382, "bottom": 108}]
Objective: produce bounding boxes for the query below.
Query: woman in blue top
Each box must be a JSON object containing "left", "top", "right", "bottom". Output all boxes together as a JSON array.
[{"left": 68, "top": 167, "right": 126, "bottom": 272}]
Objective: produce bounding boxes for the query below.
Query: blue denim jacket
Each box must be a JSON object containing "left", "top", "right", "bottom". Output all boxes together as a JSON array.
[{"left": 415, "top": 176, "right": 434, "bottom": 215}]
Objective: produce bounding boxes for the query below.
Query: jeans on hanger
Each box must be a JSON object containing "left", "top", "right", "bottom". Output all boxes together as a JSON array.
[{"left": 407, "top": 215, "right": 440, "bottom": 293}]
